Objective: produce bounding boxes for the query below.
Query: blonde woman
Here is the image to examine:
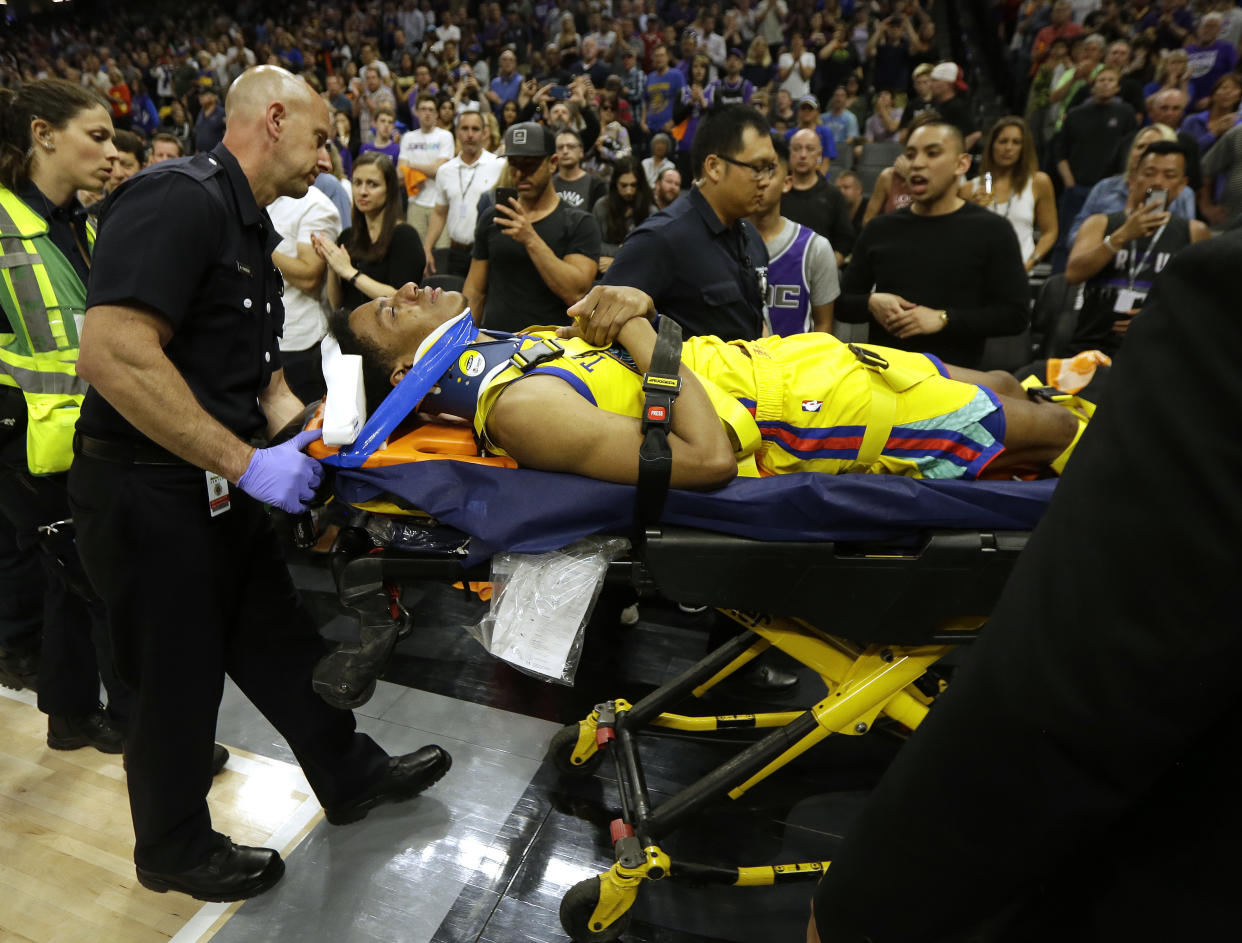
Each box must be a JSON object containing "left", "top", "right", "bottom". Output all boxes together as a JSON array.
[{"left": 742, "top": 36, "right": 774, "bottom": 90}]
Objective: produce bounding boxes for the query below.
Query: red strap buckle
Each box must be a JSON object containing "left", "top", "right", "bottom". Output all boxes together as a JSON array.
[
  {"left": 645, "top": 404, "right": 667, "bottom": 422},
  {"left": 595, "top": 726, "right": 616, "bottom": 747},
  {"left": 610, "top": 819, "right": 635, "bottom": 844}
]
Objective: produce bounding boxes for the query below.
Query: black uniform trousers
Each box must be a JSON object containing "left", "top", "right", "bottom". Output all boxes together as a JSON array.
[
  {"left": 0, "top": 449, "right": 130, "bottom": 721},
  {"left": 811, "top": 231, "right": 1242, "bottom": 940},
  {"left": 68, "top": 456, "right": 389, "bottom": 872},
  {"left": 0, "top": 510, "right": 41, "bottom": 654}
]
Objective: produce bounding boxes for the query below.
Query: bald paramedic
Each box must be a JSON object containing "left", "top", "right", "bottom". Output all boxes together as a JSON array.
[
  {"left": 330, "top": 282, "right": 1081, "bottom": 485},
  {"left": 69, "top": 66, "right": 450, "bottom": 903}
]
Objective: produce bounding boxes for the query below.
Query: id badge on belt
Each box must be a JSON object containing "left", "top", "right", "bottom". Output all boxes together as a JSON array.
[{"left": 206, "top": 471, "right": 231, "bottom": 517}]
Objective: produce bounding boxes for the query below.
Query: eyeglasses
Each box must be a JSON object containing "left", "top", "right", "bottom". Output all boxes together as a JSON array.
[{"left": 714, "top": 154, "right": 779, "bottom": 180}]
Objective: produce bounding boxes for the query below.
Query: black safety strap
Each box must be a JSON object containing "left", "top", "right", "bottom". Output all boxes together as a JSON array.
[{"left": 635, "top": 317, "right": 683, "bottom": 530}]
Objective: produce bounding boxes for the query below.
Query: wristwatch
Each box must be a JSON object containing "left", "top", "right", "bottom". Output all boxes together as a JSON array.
[{"left": 1103, "top": 232, "right": 1119, "bottom": 253}]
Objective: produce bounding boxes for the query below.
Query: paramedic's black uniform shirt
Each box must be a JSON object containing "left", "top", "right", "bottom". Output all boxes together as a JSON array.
[
  {"left": 602, "top": 185, "right": 768, "bottom": 341},
  {"left": 80, "top": 145, "right": 284, "bottom": 445}
]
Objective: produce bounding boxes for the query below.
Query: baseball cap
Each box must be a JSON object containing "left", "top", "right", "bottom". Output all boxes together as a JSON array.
[
  {"left": 798, "top": 94, "right": 819, "bottom": 109},
  {"left": 930, "top": 62, "right": 959, "bottom": 83},
  {"left": 728, "top": 47, "right": 744, "bottom": 59},
  {"left": 504, "top": 122, "right": 556, "bottom": 157}
]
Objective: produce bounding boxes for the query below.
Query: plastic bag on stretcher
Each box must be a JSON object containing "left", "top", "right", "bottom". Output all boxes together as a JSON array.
[{"left": 467, "top": 536, "right": 630, "bottom": 684}]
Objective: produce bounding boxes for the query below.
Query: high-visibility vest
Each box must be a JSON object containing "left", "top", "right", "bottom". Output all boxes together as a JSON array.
[{"left": 0, "top": 185, "right": 95, "bottom": 475}]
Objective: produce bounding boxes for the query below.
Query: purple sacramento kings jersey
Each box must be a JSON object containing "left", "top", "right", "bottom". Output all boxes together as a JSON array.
[{"left": 764, "top": 223, "right": 815, "bottom": 336}]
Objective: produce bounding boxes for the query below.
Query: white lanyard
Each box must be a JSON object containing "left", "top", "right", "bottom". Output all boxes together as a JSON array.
[
  {"left": 457, "top": 159, "right": 481, "bottom": 200},
  {"left": 1126, "top": 223, "right": 1166, "bottom": 290}
]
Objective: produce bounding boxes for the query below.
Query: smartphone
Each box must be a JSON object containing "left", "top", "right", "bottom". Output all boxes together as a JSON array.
[
  {"left": 983, "top": 172, "right": 993, "bottom": 196},
  {"left": 494, "top": 187, "right": 518, "bottom": 215},
  {"left": 547, "top": 85, "right": 571, "bottom": 100},
  {"left": 1144, "top": 187, "right": 1168, "bottom": 211}
]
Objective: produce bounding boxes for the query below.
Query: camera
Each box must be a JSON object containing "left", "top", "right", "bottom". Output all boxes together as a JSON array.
[{"left": 1144, "top": 187, "right": 1168, "bottom": 211}]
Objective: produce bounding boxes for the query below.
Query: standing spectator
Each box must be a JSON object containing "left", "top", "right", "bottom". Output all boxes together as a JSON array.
[
  {"left": 652, "top": 165, "right": 683, "bottom": 210},
  {"left": 867, "top": 14, "right": 916, "bottom": 94},
  {"left": 269, "top": 186, "right": 343, "bottom": 403},
  {"left": 898, "top": 63, "right": 937, "bottom": 141},
  {"left": 1055, "top": 67, "right": 1139, "bottom": 266},
  {"left": 359, "top": 106, "right": 401, "bottom": 163},
  {"left": 837, "top": 121, "right": 1029, "bottom": 370},
  {"left": 712, "top": 48, "right": 756, "bottom": 106},
  {"left": 146, "top": 132, "right": 184, "bottom": 165},
  {"left": 672, "top": 55, "right": 715, "bottom": 177},
  {"left": 642, "top": 131, "right": 675, "bottom": 187},
  {"left": 74, "top": 68, "right": 450, "bottom": 902},
  {"left": 356, "top": 66, "right": 397, "bottom": 145},
  {"left": 1141, "top": 47, "right": 1189, "bottom": 108},
  {"left": 553, "top": 128, "right": 608, "bottom": 210},
  {"left": 748, "top": 134, "right": 838, "bottom": 336},
  {"left": 1049, "top": 34, "right": 1105, "bottom": 132},
  {"left": 835, "top": 169, "right": 867, "bottom": 238},
  {"left": 1184, "top": 13, "right": 1237, "bottom": 110},
  {"left": 755, "top": 0, "right": 788, "bottom": 53},
  {"left": 594, "top": 155, "right": 652, "bottom": 271},
  {"left": 962, "top": 117, "right": 1058, "bottom": 273},
  {"left": 1198, "top": 120, "right": 1242, "bottom": 227},
  {"left": 777, "top": 34, "right": 816, "bottom": 100},
  {"left": 781, "top": 128, "right": 855, "bottom": 265},
  {"left": 642, "top": 44, "right": 685, "bottom": 137},
  {"left": 192, "top": 84, "right": 226, "bottom": 153},
  {"left": 325, "top": 74, "right": 353, "bottom": 118},
  {"left": 815, "top": 23, "right": 861, "bottom": 100},
  {"left": 863, "top": 153, "right": 916, "bottom": 225},
  {"left": 785, "top": 95, "right": 837, "bottom": 168},
  {"left": 1065, "top": 141, "right": 1207, "bottom": 357},
  {"left": 742, "top": 36, "right": 775, "bottom": 91},
  {"left": 1031, "top": 0, "right": 1084, "bottom": 75},
  {"left": 423, "top": 110, "right": 505, "bottom": 278},
  {"left": 617, "top": 46, "right": 647, "bottom": 118},
  {"left": 1180, "top": 74, "right": 1242, "bottom": 154},
  {"left": 399, "top": 94, "right": 455, "bottom": 251},
  {"left": 488, "top": 49, "right": 523, "bottom": 107},
  {"left": 1139, "top": 0, "right": 1194, "bottom": 53},
  {"left": 603, "top": 105, "right": 770, "bottom": 341},
  {"left": 822, "top": 87, "right": 862, "bottom": 158},
  {"left": 590, "top": 95, "right": 632, "bottom": 176},
  {"left": 928, "top": 62, "right": 980, "bottom": 151},
  {"left": 314, "top": 153, "right": 427, "bottom": 312},
  {"left": 465, "top": 122, "right": 600, "bottom": 332},
  {"left": 333, "top": 110, "right": 359, "bottom": 178},
  {"left": 1147, "top": 87, "right": 1190, "bottom": 133},
  {"left": 865, "top": 89, "right": 904, "bottom": 144}
]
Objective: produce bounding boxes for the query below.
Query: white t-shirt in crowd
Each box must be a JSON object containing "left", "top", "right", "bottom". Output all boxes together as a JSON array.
[
  {"left": 434, "top": 150, "right": 505, "bottom": 245},
  {"left": 778, "top": 51, "right": 815, "bottom": 99},
  {"left": 398, "top": 126, "right": 457, "bottom": 207},
  {"left": 267, "top": 189, "right": 343, "bottom": 352}
]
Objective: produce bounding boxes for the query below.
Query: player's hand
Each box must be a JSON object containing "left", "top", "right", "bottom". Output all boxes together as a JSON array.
[
  {"left": 562, "top": 284, "right": 656, "bottom": 346},
  {"left": 887, "top": 304, "right": 946, "bottom": 339},
  {"left": 494, "top": 197, "right": 535, "bottom": 246}
]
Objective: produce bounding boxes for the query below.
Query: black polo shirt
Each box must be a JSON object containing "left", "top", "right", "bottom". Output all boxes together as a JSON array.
[
  {"left": 602, "top": 185, "right": 767, "bottom": 340},
  {"left": 80, "top": 144, "right": 284, "bottom": 445}
]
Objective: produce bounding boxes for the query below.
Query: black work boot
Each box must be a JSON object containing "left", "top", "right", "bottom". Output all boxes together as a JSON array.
[
  {"left": 47, "top": 706, "right": 125, "bottom": 753},
  {"left": 0, "top": 647, "right": 39, "bottom": 692}
]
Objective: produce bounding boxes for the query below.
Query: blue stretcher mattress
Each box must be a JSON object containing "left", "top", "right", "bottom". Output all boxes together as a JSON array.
[{"left": 334, "top": 462, "right": 1056, "bottom": 561}]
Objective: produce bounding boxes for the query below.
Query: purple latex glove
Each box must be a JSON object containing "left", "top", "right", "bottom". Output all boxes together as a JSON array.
[{"left": 237, "top": 429, "right": 324, "bottom": 512}]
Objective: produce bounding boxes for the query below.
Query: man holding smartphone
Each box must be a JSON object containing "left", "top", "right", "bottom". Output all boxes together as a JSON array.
[
  {"left": 1066, "top": 141, "right": 1208, "bottom": 357},
  {"left": 464, "top": 122, "right": 600, "bottom": 332}
]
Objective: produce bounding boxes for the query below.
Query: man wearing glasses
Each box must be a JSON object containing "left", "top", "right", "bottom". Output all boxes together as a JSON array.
[{"left": 602, "top": 105, "right": 771, "bottom": 340}]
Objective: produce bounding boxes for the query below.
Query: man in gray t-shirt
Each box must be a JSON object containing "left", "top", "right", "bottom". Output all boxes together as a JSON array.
[{"left": 749, "top": 135, "right": 840, "bottom": 335}]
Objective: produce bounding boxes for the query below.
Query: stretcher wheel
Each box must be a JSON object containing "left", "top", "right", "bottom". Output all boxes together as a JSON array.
[
  {"left": 560, "top": 876, "right": 631, "bottom": 942},
  {"left": 548, "top": 723, "right": 604, "bottom": 776}
]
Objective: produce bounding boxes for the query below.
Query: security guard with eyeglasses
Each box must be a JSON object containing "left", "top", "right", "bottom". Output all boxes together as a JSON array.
[{"left": 602, "top": 104, "right": 770, "bottom": 342}]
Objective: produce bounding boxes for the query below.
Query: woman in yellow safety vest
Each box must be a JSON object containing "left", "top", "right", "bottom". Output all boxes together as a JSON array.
[{"left": 0, "top": 78, "right": 130, "bottom": 752}]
